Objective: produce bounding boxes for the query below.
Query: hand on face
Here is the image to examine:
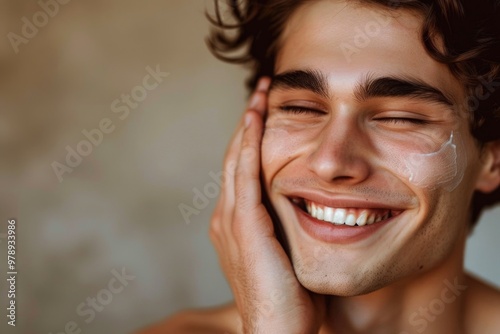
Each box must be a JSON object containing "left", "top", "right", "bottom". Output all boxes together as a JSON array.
[{"left": 209, "top": 77, "right": 326, "bottom": 333}]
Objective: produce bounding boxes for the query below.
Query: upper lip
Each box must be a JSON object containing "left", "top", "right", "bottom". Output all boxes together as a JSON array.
[{"left": 285, "top": 189, "right": 410, "bottom": 211}]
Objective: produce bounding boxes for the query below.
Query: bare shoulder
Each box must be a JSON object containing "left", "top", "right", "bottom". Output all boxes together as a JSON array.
[
  {"left": 465, "top": 273, "right": 500, "bottom": 333},
  {"left": 135, "top": 302, "right": 240, "bottom": 334}
]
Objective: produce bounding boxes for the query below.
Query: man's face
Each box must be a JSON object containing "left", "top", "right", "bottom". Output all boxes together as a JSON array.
[{"left": 261, "top": 0, "right": 483, "bottom": 296}]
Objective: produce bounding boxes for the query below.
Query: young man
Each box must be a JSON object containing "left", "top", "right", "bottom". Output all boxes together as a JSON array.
[{"left": 140, "top": 0, "right": 500, "bottom": 332}]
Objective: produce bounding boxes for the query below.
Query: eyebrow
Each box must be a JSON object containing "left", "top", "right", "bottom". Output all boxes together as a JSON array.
[
  {"left": 270, "top": 69, "right": 454, "bottom": 107},
  {"left": 270, "top": 69, "right": 330, "bottom": 99},
  {"left": 355, "top": 74, "right": 454, "bottom": 107}
]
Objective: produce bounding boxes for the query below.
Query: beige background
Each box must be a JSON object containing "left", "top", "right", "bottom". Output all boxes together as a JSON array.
[{"left": 0, "top": 1, "right": 498, "bottom": 333}]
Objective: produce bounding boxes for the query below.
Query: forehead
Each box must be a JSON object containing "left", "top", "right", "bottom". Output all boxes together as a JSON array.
[{"left": 275, "top": 0, "right": 464, "bottom": 100}]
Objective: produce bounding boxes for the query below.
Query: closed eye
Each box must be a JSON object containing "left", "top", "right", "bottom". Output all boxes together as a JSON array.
[
  {"left": 375, "top": 117, "right": 429, "bottom": 125},
  {"left": 279, "top": 105, "right": 326, "bottom": 115}
]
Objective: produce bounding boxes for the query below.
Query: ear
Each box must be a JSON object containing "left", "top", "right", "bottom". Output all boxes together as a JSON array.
[{"left": 475, "top": 140, "right": 500, "bottom": 193}]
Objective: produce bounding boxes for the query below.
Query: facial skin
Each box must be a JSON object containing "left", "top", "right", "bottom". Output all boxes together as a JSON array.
[
  {"left": 138, "top": 2, "right": 500, "bottom": 333},
  {"left": 261, "top": 0, "right": 483, "bottom": 297}
]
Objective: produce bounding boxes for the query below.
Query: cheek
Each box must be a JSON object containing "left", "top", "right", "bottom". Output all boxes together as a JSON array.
[
  {"left": 372, "top": 131, "right": 467, "bottom": 192},
  {"left": 403, "top": 132, "right": 467, "bottom": 191},
  {"left": 261, "top": 125, "right": 316, "bottom": 168},
  {"left": 262, "top": 118, "right": 468, "bottom": 193},
  {"left": 261, "top": 128, "right": 295, "bottom": 167},
  {"left": 261, "top": 125, "right": 317, "bottom": 194}
]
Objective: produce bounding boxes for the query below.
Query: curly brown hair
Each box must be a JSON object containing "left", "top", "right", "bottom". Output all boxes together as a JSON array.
[{"left": 206, "top": 0, "right": 500, "bottom": 227}]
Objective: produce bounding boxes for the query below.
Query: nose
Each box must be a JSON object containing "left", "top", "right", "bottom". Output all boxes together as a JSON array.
[{"left": 306, "top": 114, "right": 371, "bottom": 185}]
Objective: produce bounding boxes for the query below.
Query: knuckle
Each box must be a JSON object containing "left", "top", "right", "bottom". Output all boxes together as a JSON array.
[
  {"left": 224, "top": 159, "right": 238, "bottom": 177},
  {"left": 231, "top": 221, "right": 244, "bottom": 240},
  {"left": 230, "top": 212, "right": 247, "bottom": 239},
  {"left": 209, "top": 227, "right": 219, "bottom": 243},
  {"left": 240, "top": 141, "right": 258, "bottom": 160},
  {"left": 210, "top": 211, "right": 222, "bottom": 226},
  {"left": 234, "top": 185, "right": 252, "bottom": 209},
  {"left": 246, "top": 150, "right": 260, "bottom": 165},
  {"left": 209, "top": 216, "right": 222, "bottom": 236}
]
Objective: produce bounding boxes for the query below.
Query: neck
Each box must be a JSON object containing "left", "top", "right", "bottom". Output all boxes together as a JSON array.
[{"left": 321, "top": 235, "right": 469, "bottom": 334}]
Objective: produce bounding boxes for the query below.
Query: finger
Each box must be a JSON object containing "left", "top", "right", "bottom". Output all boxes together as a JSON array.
[
  {"left": 217, "top": 77, "right": 271, "bottom": 243},
  {"left": 230, "top": 77, "right": 270, "bottom": 199},
  {"left": 236, "top": 112, "right": 263, "bottom": 208},
  {"left": 220, "top": 77, "right": 271, "bottom": 235},
  {"left": 222, "top": 126, "right": 243, "bottom": 206},
  {"left": 224, "top": 76, "right": 271, "bottom": 166},
  {"left": 247, "top": 77, "right": 272, "bottom": 117},
  {"left": 233, "top": 111, "right": 274, "bottom": 241},
  {"left": 222, "top": 76, "right": 269, "bottom": 187},
  {"left": 210, "top": 193, "right": 225, "bottom": 239}
]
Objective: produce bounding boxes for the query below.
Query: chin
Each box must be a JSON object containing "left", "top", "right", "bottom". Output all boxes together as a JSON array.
[
  {"left": 285, "top": 238, "right": 405, "bottom": 297},
  {"left": 294, "top": 268, "right": 389, "bottom": 296}
]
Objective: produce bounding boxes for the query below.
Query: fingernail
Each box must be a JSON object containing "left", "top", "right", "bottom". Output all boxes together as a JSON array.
[
  {"left": 248, "top": 93, "right": 260, "bottom": 109},
  {"left": 245, "top": 113, "right": 252, "bottom": 128}
]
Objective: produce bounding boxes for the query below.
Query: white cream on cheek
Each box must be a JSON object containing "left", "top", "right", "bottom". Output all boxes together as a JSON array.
[
  {"left": 403, "top": 132, "right": 466, "bottom": 191},
  {"left": 263, "top": 113, "right": 467, "bottom": 193},
  {"left": 375, "top": 131, "right": 467, "bottom": 192}
]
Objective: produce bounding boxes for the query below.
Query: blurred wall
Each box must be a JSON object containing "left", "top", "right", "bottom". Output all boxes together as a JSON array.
[{"left": 0, "top": 1, "right": 498, "bottom": 333}]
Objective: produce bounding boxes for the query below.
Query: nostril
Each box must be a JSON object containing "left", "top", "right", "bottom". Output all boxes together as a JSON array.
[{"left": 332, "top": 176, "right": 355, "bottom": 182}]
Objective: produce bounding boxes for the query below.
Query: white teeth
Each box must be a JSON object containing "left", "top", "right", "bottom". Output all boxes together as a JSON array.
[
  {"left": 316, "top": 207, "right": 324, "bottom": 220},
  {"left": 367, "top": 215, "right": 376, "bottom": 225},
  {"left": 356, "top": 211, "right": 368, "bottom": 226},
  {"left": 303, "top": 200, "right": 393, "bottom": 226},
  {"left": 345, "top": 213, "right": 356, "bottom": 226},
  {"left": 324, "top": 207, "right": 334, "bottom": 222},
  {"left": 333, "top": 209, "right": 346, "bottom": 224}
]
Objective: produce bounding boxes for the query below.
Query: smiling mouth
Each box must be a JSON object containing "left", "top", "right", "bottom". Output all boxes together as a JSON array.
[{"left": 291, "top": 198, "right": 403, "bottom": 227}]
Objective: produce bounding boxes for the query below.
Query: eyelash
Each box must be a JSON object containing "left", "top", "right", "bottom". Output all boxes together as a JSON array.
[
  {"left": 278, "top": 106, "right": 325, "bottom": 114},
  {"left": 376, "top": 117, "right": 429, "bottom": 125},
  {"left": 279, "top": 106, "right": 429, "bottom": 125}
]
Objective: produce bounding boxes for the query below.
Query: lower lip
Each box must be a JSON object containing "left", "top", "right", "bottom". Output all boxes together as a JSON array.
[{"left": 293, "top": 203, "right": 396, "bottom": 244}]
